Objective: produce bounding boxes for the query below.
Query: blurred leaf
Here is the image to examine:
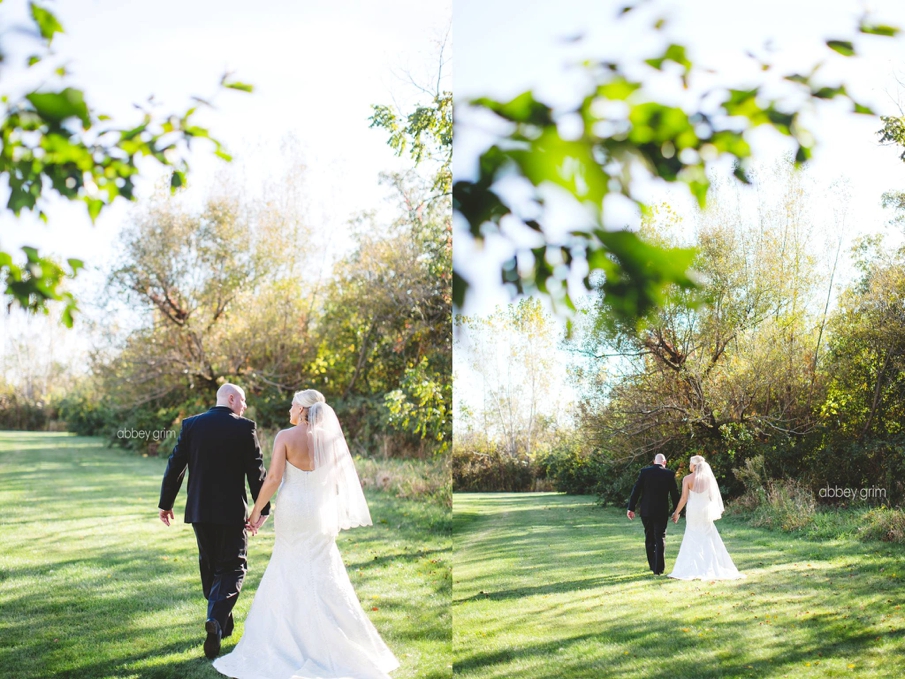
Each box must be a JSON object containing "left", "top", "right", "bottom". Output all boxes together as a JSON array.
[
  {"left": 472, "top": 91, "right": 554, "bottom": 126},
  {"left": 826, "top": 40, "right": 855, "bottom": 56},
  {"left": 26, "top": 88, "right": 90, "bottom": 126},
  {"left": 29, "top": 2, "right": 64, "bottom": 44},
  {"left": 223, "top": 80, "right": 254, "bottom": 93},
  {"left": 859, "top": 23, "right": 900, "bottom": 37},
  {"left": 170, "top": 170, "right": 186, "bottom": 191}
]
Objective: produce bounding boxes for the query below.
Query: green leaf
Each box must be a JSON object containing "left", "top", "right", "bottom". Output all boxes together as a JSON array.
[
  {"left": 507, "top": 127, "right": 609, "bottom": 208},
  {"left": 86, "top": 199, "right": 103, "bottom": 223},
  {"left": 29, "top": 2, "right": 64, "bottom": 44},
  {"left": 170, "top": 170, "right": 186, "bottom": 191},
  {"left": 646, "top": 44, "right": 691, "bottom": 72},
  {"left": 60, "top": 293, "right": 78, "bottom": 328},
  {"left": 223, "top": 81, "right": 254, "bottom": 93},
  {"left": 27, "top": 55, "right": 41, "bottom": 67},
  {"left": 597, "top": 78, "right": 641, "bottom": 101},
  {"left": 26, "top": 88, "right": 91, "bottom": 127},
  {"left": 826, "top": 40, "right": 855, "bottom": 56},
  {"left": 854, "top": 102, "right": 875, "bottom": 115},
  {"left": 859, "top": 23, "right": 900, "bottom": 37},
  {"left": 812, "top": 85, "right": 847, "bottom": 99},
  {"left": 471, "top": 92, "right": 554, "bottom": 126},
  {"left": 67, "top": 258, "right": 84, "bottom": 274},
  {"left": 784, "top": 74, "right": 809, "bottom": 85}
]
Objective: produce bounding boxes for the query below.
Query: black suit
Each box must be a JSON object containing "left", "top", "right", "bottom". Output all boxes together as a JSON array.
[
  {"left": 158, "top": 405, "right": 271, "bottom": 635},
  {"left": 627, "top": 464, "right": 680, "bottom": 574}
]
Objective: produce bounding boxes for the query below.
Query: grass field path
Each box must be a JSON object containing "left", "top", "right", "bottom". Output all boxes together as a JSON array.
[
  {"left": 453, "top": 493, "right": 905, "bottom": 679},
  {"left": 0, "top": 432, "right": 451, "bottom": 679}
]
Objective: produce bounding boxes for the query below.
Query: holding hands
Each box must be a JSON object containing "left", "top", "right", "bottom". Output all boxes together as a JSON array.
[{"left": 246, "top": 510, "right": 268, "bottom": 536}]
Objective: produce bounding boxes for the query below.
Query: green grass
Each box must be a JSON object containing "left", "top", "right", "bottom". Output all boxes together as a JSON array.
[
  {"left": 453, "top": 492, "right": 905, "bottom": 679},
  {"left": 0, "top": 432, "right": 451, "bottom": 679}
]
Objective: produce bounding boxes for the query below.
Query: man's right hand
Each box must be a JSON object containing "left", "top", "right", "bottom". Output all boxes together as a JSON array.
[
  {"left": 245, "top": 512, "right": 269, "bottom": 536},
  {"left": 626, "top": 510, "right": 635, "bottom": 520},
  {"left": 159, "top": 508, "right": 174, "bottom": 526}
]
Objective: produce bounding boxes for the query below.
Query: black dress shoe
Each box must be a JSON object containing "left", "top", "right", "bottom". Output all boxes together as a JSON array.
[{"left": 204, "top": 618, "right": 222, "bottom": 659}]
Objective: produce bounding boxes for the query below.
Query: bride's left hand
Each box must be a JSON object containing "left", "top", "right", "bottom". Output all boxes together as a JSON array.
[
  {"left": 672, "top": 513, "right": 679, "bottom": 524},
  {"left": 247, "top": 510, "right": 262, "bottom": 535}
]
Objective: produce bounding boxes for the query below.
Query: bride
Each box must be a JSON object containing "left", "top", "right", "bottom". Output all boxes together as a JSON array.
[
  {"left": 213, "top": 389, "right": 399, "bottom": 679},
  {"left": 668, "top": 455, "right": 745, "bottom": 581}
]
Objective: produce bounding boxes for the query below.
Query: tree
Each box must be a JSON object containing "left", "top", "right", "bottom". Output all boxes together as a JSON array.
[
  {"left": 369, "top": 26, "right": 451, "bottom": 197},
  {"left": 312, "top": 171, "right": 451, "bottom": 455},
  {"left": 457, "top": 297, "right": 560, "bottom": 458},
  {"left": 570, "top": 165, "right": 833, "bottom": 497},
  {"left": 365, "top": 36, "right": 452, "bottom": 455},
  {"left": 101, "top": 182, "right": 311, "bottom": 406},
  {"left": 453, "top": 5, "right": 899, "bottom": 317},
  {"left": 0, "top": 2, "right": 252, "bottom": 325}
]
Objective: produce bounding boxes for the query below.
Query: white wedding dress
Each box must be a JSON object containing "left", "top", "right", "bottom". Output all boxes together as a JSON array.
[
  {"left": 668, "top": 490, "right": 745, "bottom": 581},
  {"left": 212, "top": 460, "right": 400, "bottom": 679}
]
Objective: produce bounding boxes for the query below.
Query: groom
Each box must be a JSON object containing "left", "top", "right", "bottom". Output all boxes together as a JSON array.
[
  {"left": 626, "top": 453, "right": 680, "bottom": 575},
  {"left": 158, "top": 383, "right": 271, "bottom": 659}
]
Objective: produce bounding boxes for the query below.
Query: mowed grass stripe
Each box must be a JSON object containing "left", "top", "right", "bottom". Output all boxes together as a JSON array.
[
  {"left": 453, "top": 492, "right": 905, "bottom": 679},
  {"left": 0, "top": 432, "right": 451, "bottom": 679}
]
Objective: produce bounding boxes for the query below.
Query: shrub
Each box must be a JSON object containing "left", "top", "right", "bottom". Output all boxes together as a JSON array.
[
  {"left": 858, "top": 506, "right": 905, "bottom": 543},
  {"left": 56, "top": 390, "right": 116, "bottom": 437},
  {"left": 452, "top": 436, "right": 536, "bottom": 492},
  {"left": 0, "top": 382, "right": 55, "bottom": 430},
  {"left": 355, "top": 456, "right": 451, "bottom": 508},
  {"left": 730, "top": 455, "right": 816, "bottom": 531},
  {"left": 536, "top": 439, "right": 605, "bottom": 495}
]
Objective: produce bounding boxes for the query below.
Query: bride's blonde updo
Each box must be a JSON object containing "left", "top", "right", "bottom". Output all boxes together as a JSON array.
[
  {"left": 292, "top": 389, "right": 326, "bottom": 408},
  {"left": 689, "top": 454, "right": 706, "bottom": 471}
]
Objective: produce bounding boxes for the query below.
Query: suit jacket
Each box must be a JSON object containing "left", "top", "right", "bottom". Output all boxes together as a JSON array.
[
  {"left": 158, "top": 406, "right": 270, "bottom": 525},
  {"left": 627, "top": 464, "right": 680, "bottom": 519}
]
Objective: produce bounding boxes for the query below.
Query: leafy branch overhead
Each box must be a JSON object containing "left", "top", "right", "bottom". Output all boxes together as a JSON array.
[
  {"left": 0, "top": 2, "right": 253, "bottom": 326},
  {"left": 453, "top": 8, "right": 900, "bottom": 319},
  {"left": 369, "top": 91, "right": 452, "bottom": 196}
]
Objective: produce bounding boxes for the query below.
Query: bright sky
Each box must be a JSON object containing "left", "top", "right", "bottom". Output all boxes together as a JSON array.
[
  {"left": 454, "top": 0, "right": 905, "bottom": 313},
  {"left": 0, "top": 0, "right": 450, "bottom": 373},
  {"left": 453, "top": 0, "right": 905, "bottom": 423}
]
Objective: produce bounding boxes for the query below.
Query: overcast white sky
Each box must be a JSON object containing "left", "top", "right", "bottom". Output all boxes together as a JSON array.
[{"left": 0, "top": 0, "right": 450, "bottom": 372}]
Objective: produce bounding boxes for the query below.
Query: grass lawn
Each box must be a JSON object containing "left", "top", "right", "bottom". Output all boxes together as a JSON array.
[
  {"left": 0, "top": 432, "right": 451, "bottom": 679},
  {"left": 453, "top": 492, "right": 905, "bottom": 678}
]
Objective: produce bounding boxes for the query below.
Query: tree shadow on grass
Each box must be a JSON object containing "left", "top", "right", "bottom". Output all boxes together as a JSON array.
[
  {"left": 454, "top": 623, "right": 886, "bottom": 679},
  {"left": 455, "top": 572, "right": 650, "bottom": 603}
]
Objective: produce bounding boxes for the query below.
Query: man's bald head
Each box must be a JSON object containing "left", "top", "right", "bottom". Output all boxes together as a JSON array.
[
  {"left": 216, "top": 383, "right": 247, "bottom": 416},
  {"left": 653, "top": 454, "right": 667, "bottom": 466}
]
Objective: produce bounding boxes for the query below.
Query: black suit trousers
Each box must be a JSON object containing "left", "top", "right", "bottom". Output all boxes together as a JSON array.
[
  {"left": 641, "top": 515, "right": 668, "bottom": 574},
  {"left": 192, "top": 523, "right": 247, "bottom": 636}
]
